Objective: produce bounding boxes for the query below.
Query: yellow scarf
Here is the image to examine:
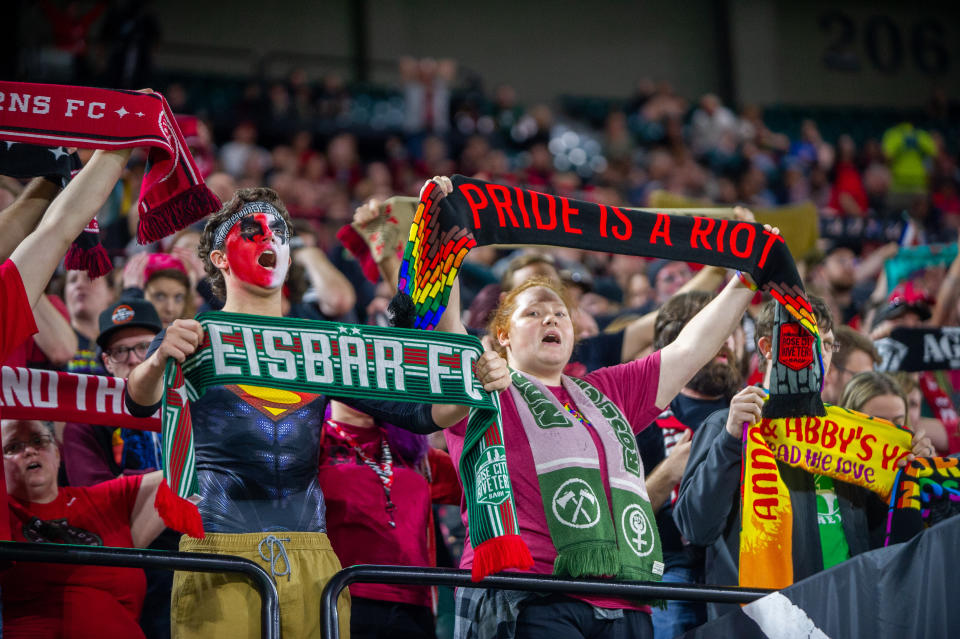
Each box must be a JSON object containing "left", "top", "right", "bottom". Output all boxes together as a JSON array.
[{"left": 740, "top": 404, "right": 913, "bottom": 589}]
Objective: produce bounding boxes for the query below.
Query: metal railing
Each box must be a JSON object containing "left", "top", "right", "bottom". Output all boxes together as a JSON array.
[
  {"left": 0, "top": 541, "right": 281, "bottom": 639},
  {"left": 320, "top": 565, "right": 772, "bottom": 639}
]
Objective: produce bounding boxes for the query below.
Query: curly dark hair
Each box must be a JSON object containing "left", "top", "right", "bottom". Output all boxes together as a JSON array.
[
  {"left": 197, "top": 187, "right": 293, "bottom": 301},
  {"left": 652, "top": 290, "right": 713, "bottom": 350}
]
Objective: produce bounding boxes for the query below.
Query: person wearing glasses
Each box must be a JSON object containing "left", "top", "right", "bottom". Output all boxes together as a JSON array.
[
  {"left": 63, "top": 298, "right": 163, "bottom": 486},
  {"left": 674, "top": 298, "right": 933, "bottom": 622},
  {"left": 1, "top": 417, "right": 165, "bottom": 637}
]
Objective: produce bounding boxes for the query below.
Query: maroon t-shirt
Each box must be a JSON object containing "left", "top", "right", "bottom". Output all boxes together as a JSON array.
[
  {"left": 0, "top": 260, "right": 40, "bottom": 540},
  {"left": 2, "top": 475, "right": 147, "bottom": 639}
]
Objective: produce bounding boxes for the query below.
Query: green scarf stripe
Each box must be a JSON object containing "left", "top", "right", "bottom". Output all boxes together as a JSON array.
[
  {"left": 509, "top": 370, "right": 664, "bottom": 586},
  {"left": 160, "top": 311, "right": 520, "bottom": 550}
]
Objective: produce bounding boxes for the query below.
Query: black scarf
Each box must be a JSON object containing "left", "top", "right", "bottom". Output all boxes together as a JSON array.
[{"left": 396, "top": 175, "right": 825, "bottom": 418}]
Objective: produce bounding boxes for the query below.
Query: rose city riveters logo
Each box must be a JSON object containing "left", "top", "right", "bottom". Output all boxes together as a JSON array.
[
  {"left": 475, "top": 446, "right": 511, "bottom": 506},
  {"left": 777, "top": 322, "right": 814, "bottom": 372},
  {"left": 620, "top": 504, "right": 655, "bottom": 557},
  {"left": 551, "top": 478, "right": 601, "bottom": 529}
]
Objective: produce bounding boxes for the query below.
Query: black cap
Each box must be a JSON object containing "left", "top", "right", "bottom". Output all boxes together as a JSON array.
[{"left": 96, "top": 298, "right": 162, "bottom": 349}]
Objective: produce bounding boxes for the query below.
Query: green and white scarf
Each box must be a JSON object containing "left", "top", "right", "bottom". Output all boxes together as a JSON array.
[
  {"left": 157, "top": 311, "right": 529, "bottom": 579},
  {"left": 509, "top": 370, "right": 664, "bottom": 583}
]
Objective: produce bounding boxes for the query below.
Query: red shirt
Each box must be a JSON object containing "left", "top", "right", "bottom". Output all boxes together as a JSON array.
[
  {"left": 445, "top": 352, "right": 663, "bottom": 612},
  {"left": 318, "top": 422, "right": 461, "bottom": 607},
  {"left": 2, "top": 475, "right": 147, "bottom": 639},
  {"left": 828, "top": 162, "right": 868, "bottom": 214},
  {"left": 0, "top": 260, "right": 40, "bottom": 540}
]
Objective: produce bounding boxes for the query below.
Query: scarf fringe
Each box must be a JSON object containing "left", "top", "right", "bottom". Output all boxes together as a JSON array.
[
  {"left": 137, "top": 184, "right": 220, "bottom": 244},
  {"left": 154, "top": 478, "right": 205, "bottom": 539},
  {"left": 553, "top": 542, "right": 620, "bottom": 579},
  {"left": 64, "top": 243, "right": 112, "bottom": 279},
  {"left": 336, "top": 224, "right": 380, "bottom": 283},
  {"left": 471, "top": 534, "right": 533, "bottom": 581},
  {"left": 762, "top": 392, "right": 825, "bottom": 419}
]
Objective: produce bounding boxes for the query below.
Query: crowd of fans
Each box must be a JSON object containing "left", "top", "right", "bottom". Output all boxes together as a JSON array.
[{"left": 1, "top": 42, "right": 959, "bottom": 639}]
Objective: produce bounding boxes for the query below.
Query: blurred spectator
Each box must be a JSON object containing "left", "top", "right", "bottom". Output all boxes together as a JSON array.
[
  {"left": 827, "top": 135, "right": 868, "bottom": 217},
  {"left": 401, "top": 57, "right": 454, "bottom": 135},
  {"left": 821, "top": 325, "right": 880, "bottom": 404},
  {"left": 98, "top": 0, "right": 160, "bottom": 88},
  {"left": 219, "top": 122, "right": 271, "bottom": 181},
  {"left": 64, "top": 269, "right": 116, "bottom": 374},
  {"left": 882, "top": 122, "right": 937, "bottom": 199},
  {"left": 648, "top": 259, "right": 692, "bottom": 305},
  {"left": 690, "top": 94, "right": 740, "bottom": 158},
  {"left": 40, "top": 0, "right": 106, "bottom": 82}
]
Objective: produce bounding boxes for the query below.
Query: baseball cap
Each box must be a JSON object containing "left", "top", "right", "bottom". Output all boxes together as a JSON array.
[
  {"left": 96, "top": 298, "right": 163, "bottom": 349},
  {"left": 143, "top": 253, "right": 188, "bottom": 283},
  {"left": 875, "top": 281, "right": 932, "bottom": 324}
]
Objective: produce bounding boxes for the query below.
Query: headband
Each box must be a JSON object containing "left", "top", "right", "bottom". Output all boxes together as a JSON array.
[{"left": 211, "top": 201, "right": 288, "bottom": 250}]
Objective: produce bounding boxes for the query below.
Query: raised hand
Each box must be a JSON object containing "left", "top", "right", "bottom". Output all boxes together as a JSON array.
[{"left": 725, "top": 385, "right": 767, "bottom": 439}]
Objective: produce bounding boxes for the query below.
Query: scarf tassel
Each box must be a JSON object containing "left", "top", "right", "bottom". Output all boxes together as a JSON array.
[
  {"left": 471, "top": 534, "right": 533, "bottom": 582},
  {"left": 137, "top": 183, "right": 220, "bottom": 244},
  {"left": 64, "top": 242, "right": 112, "bottom": 279},
  {"left": 154, "top": 478, "right": 205, "bottom": 539},
  {"left": 336, "top": 224, "right": 380, "bottom": 283},
  {"left": 763, "top": 392, "right": 825, "bottom": 419},
  {"left": 553, "top": 542, "right": 620, "bottom": 579}
]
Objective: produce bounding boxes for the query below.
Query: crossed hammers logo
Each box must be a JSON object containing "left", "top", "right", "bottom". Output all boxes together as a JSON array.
[{"left": 556, "top": 486, "right": 598, "bottom": 525}]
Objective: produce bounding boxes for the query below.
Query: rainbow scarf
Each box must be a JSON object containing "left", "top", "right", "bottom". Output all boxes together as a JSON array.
[
  {"left": 740, "top": 404, "right": 914, "bottom": 589},
  {"left": 886, "top": 456, "right": 960, "bottom": 545}
]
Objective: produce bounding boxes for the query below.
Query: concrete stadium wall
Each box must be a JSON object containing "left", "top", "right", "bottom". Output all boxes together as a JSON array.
[{"left": 153, "top": 0, "right": 959, "bottom": 107}]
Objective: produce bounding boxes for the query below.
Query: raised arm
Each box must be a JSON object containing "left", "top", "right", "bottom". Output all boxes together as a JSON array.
[
  {"left": 293, "top": 244, "right": 356, "bottom": 318},
  {"left": 0, "top": 177, "right": 61, "bottom": 261},
  {"left": 127, "top": 319, "right": 204, "bottom": 407},
  {"left": 10, "top": 149, "right": 131, "bottom": 306},
  {"left": 655, "top": 275, "right": 754, "bottom": 408},
  {"left": 619, "top": 265, "right": 728, "bottom": 361},
  {"left": 931, "top": 248, "right": 960, "bottom": 327},
  {"left": 31, "top": 294, "right": 78, "bottom": 367}
]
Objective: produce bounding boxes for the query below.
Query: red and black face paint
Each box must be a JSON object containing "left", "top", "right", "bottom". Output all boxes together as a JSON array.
[{"left": 214, "top": 202, "right": 290, "bottom": 289}]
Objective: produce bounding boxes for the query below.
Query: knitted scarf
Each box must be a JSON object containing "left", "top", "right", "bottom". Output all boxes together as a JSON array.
[
  {"left": 0, "top": 366, "right": 159, "bottom": 430},
  {"left": 509, "top": 371, "right": 663, "bottom": 584},
  {"left": 886, "top": 456, "right": 960, "bottom": 545},
  {"left": 875, "top": 327, "right": 960, "bottom": 372},
  {"left": 740, "top": 404, "right": 914, "bottom": 590},
  {"left": 875, "top": 329, "right": 960, "bottom": 452},
  {"left": 646, "top": 190, "right": 820, "bottom": 260},
  {"left": 157, "top": 312, "right": 529, "bottom": 578},
  {"left": 397, "top": 175, "right": 823, "bottom": 417},
  {"left": 0, "top": 82, "right": 220, "bottom": 243},
  {"left": 883, "top": 243, "right": 957, "bottom": 290}
]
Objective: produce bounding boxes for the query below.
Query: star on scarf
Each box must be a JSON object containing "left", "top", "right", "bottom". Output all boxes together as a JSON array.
[
  {"left": 116, "top": 106, "right": 129, "bottom": 118},
  {"left": 3, "top": 141, "right": 16, "bottom": 150},
  {"left": 49, "top": 147, "right": 68, "bottom": 160}
]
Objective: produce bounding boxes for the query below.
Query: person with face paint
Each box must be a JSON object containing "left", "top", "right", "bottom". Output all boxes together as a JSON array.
[{"left": 125, "top": 187, "right": 505, "bottom": 639}]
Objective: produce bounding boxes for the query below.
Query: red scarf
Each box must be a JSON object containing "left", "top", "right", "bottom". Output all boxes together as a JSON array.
[
  {"left": 0, "top": 82, "right": 220, "bottom": 243},
  {"left": 919, "top": 371, "right": 960, "bottom": 453},
  {"left": 0, "top": 366, "right": 160, "bottom": 430}
]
